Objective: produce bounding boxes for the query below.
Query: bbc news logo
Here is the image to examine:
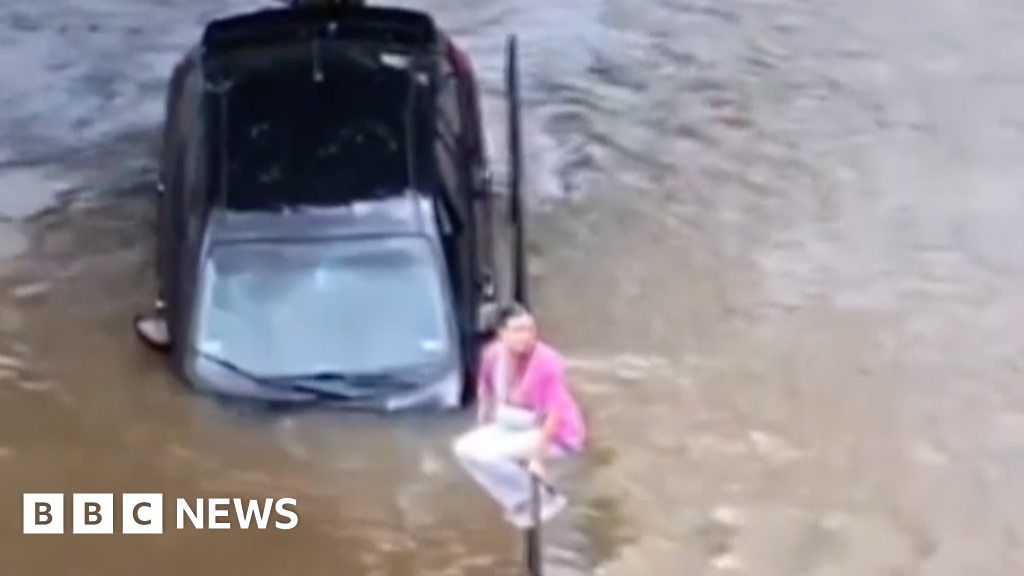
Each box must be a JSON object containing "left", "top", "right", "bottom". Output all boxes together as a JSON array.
[{"left": 23, "top": 493, "right": 298, "bottom": 534}]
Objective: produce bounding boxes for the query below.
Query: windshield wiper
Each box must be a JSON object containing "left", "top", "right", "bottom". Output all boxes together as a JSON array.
[
  {"left": 280, "top": 371, "right": 423, "bottom": 392},
  {"left": 198, "top": 352, "right": 273, "bottom": 386},
  {"left": 196, "top": 351, "right": 426, "bottom": 400},
  {"left": 196, "top": 353, "right": 364, "bottom": 400}
]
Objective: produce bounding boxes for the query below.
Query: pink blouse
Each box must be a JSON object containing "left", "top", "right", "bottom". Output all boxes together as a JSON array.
[{"left": 479, "top": 341, "right": 586, "bottom": 452}]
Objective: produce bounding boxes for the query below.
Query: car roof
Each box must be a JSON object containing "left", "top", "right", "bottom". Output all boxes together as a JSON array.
[
  {"left": 203, "top": 4, "right": 441, "bottom": 61},
  {"left": 206, "top": 193, "right": 443, "bottom": 245}
]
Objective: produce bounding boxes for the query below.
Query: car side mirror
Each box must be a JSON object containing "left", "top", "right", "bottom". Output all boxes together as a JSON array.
[
  {"left": 134, "top": 311, "right": 171, "bottom": 352},
  {"left": 477, "top": 301, "right": 500, "bottom": 338}
]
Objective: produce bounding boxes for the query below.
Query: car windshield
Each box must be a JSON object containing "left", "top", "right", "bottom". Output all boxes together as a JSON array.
[{"left": 192, "top": 236, "right": 454, "bottom": 379}]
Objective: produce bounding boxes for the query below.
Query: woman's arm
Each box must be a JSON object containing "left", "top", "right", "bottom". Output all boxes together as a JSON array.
[
  {"left": 529, "top": 360, "right": 567, "bottom": 475},
  {"left": 477, "top": 381, "right": 494, "bottom": 424},
  {"left": 529, "top": 410, "right": 560, "bottom": 475},
  {"left": 476, "top": 344, "right": 497, "bottom": 424}
]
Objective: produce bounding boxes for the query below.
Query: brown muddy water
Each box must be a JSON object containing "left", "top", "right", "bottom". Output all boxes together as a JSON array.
[{"left": 2, "top": 0, "right": 1024, "bottom": 575}]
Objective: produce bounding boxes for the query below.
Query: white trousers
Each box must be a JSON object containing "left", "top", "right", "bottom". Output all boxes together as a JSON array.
[{"left": 452, "top": 423, "right": 566, "bottom": 511}]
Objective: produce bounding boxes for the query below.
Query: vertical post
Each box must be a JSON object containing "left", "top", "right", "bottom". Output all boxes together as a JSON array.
[
  {"left": 505, "top": 34, "right": 528, "bottom": 307},
  {"left": 524, "top": 472, "right": 543, "bottom": 576}
]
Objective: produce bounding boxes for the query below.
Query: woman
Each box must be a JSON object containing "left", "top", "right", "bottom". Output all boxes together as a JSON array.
[{"left": 452, "top": 303, "right": 586, "bottom": 528}]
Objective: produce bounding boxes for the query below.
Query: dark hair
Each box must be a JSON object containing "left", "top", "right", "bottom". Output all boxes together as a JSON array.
[{"left": 497, "top": 302, "right": 532, "bottom": 329}]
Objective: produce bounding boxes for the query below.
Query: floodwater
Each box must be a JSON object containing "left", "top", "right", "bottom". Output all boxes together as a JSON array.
[{"left": 2, "top": 0, "right": 1024, "bottom": 574}]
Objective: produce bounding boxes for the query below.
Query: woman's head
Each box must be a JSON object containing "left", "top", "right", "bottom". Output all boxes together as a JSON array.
[{"left": 498, "top": 302, "right": 537, "bottom": 355}]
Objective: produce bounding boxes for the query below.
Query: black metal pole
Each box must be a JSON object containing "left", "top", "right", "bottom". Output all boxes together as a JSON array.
[
  {"left": 506, "top": 34, "right": 528, "bottom": 307},
  {"left": 524, "top": 472, "right": 543, "bottom": 576}
]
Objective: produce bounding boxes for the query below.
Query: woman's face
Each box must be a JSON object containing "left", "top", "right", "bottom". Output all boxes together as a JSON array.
[{"left": 501, "top": 314, "right": 537, "bottom": 355}]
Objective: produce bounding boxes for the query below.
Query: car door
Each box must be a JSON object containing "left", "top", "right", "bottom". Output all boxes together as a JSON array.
[
  {"left": 434, "top": 106, "right": 476, "bottom": 356},
  {"left": 447, "top": 43, "right": 496, "bottom": 299}
]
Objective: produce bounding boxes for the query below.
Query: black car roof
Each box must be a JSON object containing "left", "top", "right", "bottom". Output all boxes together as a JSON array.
[{"left": 202, "top": 4, "right": 440, "bottom": 57}]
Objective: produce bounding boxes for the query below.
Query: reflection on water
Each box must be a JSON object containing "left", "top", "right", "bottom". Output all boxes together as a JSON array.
[{"left": 3, "top": 0, "right": 1024, "bottom": 574}]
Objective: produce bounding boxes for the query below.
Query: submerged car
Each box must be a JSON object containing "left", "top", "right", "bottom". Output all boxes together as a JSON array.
[{"left": 136, "top": 3, "right": 529, "bottom": 410}]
